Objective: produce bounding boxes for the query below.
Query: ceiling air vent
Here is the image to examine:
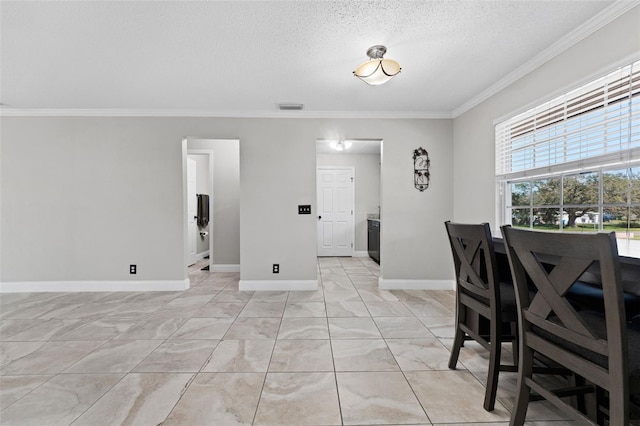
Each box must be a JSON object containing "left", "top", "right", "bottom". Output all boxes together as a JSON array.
[{"left": 277, "top": 103, "right": 304, "bottom": 111}]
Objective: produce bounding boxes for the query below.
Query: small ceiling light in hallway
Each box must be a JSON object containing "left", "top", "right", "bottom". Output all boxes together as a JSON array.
[
  {"left": 353, "top": 45, "right": 401, "bottom": 85},
  {"left": 331, "top": 140, "right": 352, "bottom": 151}
]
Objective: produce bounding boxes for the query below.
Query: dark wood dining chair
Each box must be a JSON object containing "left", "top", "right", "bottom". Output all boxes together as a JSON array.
[
  {"left": 444, "top": 221, "right": 518, "bottom": 411},
  {"left": 501, "top": 226, "right": 640, "bottom": 425}
]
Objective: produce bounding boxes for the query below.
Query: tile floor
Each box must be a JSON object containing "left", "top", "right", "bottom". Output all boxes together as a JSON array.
[{"left": 0, "top": 257, "right": 574, "bottom": 425}]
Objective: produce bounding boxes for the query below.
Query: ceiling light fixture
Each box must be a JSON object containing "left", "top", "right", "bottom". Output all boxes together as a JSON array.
[
  {"left": 353, "top": 45, "right": 401, "bottom": 86},
  {"left": 333, "top": 140, "right": 353, "bottom": 152}
]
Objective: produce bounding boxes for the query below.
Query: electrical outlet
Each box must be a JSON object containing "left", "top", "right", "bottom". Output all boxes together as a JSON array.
[
  {"left": 130, "top": 264, "right": 137, "bottom": 274},
  {"left": 272, "top": 264, "right": 279, "bottom": 273}
]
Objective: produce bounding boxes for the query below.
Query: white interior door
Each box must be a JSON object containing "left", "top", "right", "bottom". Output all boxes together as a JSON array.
[
  {"left": 317, "top": 167, "right": 354, "bottom": 256},
  {"left": 187, "top": 158, "right": 198, "bottom": 266}
]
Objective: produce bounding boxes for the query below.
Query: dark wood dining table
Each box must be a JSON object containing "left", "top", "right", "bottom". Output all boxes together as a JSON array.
[{"left": 492, "top": 237, "right": 640, "bottom": 297}]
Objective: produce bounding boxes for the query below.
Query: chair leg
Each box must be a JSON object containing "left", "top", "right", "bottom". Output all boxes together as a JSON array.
[
  {"left": 510, "top": 321, "right": 519, "bottom": 366},
  {"left": 484, "top": 319, "right": 501, "bottom": 411},
  {"left": 608, "top": 385, "right": 629, "bottom": 426},
  {"left": 510, "top": 344, "right": 534, "bottom": 426},
  {"left": 448, "top": 326, "right": 465, "bottom": 370}
]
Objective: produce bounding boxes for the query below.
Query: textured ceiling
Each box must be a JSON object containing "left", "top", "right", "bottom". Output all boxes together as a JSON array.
[{"left": 0, "top": 0, "right": 626, "bottom": 117}]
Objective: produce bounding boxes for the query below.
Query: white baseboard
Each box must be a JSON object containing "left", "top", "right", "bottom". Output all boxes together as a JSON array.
[
  {"left": 239, "top": 279, "right": 318, "bottom": 291},
  {"left": 353, "top": 251, "right": 369, "bottom": 258},
  {"left": 211, "top": 264, "right": 240, "bottom": 273},
  {"left": 378, "top": 278, "right": 454, "bottom": 290},
  {"left": 0, "top": 279, "right": 191, "bottom": 293}
]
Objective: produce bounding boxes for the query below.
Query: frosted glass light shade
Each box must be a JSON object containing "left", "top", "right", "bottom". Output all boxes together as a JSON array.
[{"left": 354, "top": 58, "right": 401, "bottom": 85}]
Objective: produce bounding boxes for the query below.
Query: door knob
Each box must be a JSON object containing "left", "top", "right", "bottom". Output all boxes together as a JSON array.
[{"left": 318, "top": 215, "right": 322, "bottom": 220}]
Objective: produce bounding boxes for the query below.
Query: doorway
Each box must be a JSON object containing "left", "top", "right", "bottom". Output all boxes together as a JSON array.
[
  {"left": 315, "top": 139, "right": 382, "bottom": 260},
  {"left": 183, "top": 138, "right": 240, "bottom": 274}
]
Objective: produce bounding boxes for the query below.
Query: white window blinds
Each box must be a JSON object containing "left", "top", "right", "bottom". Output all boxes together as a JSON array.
[{"left": 496, "top": 60, "right": 640, "bottom": 180}]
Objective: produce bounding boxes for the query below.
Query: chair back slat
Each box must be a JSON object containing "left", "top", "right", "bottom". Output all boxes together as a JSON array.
[
  {"left": 445, "top": 222, "right": 499, "bottom": 302},
  {"left": 524, "top": 310, "right": 609, "bottom": 356}
]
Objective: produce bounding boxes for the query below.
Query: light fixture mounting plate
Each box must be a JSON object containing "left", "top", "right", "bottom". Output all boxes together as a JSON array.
[{"left": 366, "top": 45, "right": 387, "bottom": 59}]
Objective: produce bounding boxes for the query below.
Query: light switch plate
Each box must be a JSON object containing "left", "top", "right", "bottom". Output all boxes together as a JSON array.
[{"left": 298, "top": 205, "right": 311, "bottom": 214}]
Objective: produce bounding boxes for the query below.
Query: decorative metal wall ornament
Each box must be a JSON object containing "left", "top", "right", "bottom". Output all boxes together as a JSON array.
[{"left": 413, "top": 147, "right": 430, "bottom": 191}]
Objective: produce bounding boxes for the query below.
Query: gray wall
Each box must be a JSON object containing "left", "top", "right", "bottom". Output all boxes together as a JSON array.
[
  {"left": 316, "top": 152, "right": 381, "bottom": 252},
  {"left": 0, "top": 117, "right": 454, "bottom": 287},
  {"left": 452, "top": 6, "right": 640, "bottom": 230}
]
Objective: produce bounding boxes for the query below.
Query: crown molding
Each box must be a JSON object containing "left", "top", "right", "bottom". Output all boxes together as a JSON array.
[
  {"left": 0, "top": 108, "right": 453, "bottom": 120},
  {"left": 451, "top": 0, "right": 640, "bottom": 118}
]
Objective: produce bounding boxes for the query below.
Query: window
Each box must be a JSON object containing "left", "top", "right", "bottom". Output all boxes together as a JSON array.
[{"left": 496, "top": 60, "right": 640, "bottom": 252}]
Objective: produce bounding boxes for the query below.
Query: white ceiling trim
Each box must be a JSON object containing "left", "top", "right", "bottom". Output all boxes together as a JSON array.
[
  {"left": 0, "top": 108, "right": 453, "bottom": 120},
  {"left": 451, "top": 0, "right": 640, "bottom": 118}
]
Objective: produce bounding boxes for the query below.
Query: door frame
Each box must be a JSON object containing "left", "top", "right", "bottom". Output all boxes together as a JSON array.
[{"left": 316, "top": 166, "right": 356, "bottom": 257}]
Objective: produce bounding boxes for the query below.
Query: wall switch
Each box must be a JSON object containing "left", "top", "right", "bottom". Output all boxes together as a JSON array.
[
  {"left": 129, "top": 264, "right": 137, "bottom": 274},
  {"left": 298, "top": 205, "right": 311, "bottom": 214},
  {"left": 272, "top": 264, "right": 279, "bottom": 273}
]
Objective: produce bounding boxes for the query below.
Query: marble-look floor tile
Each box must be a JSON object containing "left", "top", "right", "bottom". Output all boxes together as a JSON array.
[
  {"left": 166, "top": 294, "right": 214, "bottom": 306},
  {"left": 328, "top": 317, "right": 381, "bottom": 339},
  {"left": 194, "top": 302, "right": 246, "bottom": 317},
  {"left": 224, "top": 318, "right": 281, "bottom": 339},
  {"left": 326, "top": 301, "right": 370, "bottom": 317},
  {"left": 115, "top": 316, "right": 189, "bottom": 340},
  {"left": 405, "top": 370, "right": 511, "bottom": 423},
  {"left": 169, "top": 317, "right": 234, "bottom": 339},
  {"left": 1, "top": 341, "right": 104, "bottom": 375},
  {"left": 343, "top": 266, "right": 373, "bottom": 275},
  {"left": 0, "top": 319, "right": 45, "bottom": 340},
  {"left": 1, "top": 302, "right": 82, "bottom": 321},
  {"left": 332, "top": 339, "right": 399, "bottom": 372},
  {"left": 0, "top": 374, "right": 52, "bottom": 410},
  {"left": 364, "top": 301, "right": 413, "bottom": 317},
  {"left": 4, "top": 319, "right": 89, "bottom": 341},
  {"left": 65, "top": 339, "right": 161, "bottom": 373},
  {"left": 403, "top": 298, "right": 454, "bottom": 317},
  {"left": 283, "top": 302, "right": 326, "bottom": 317},
  {"left": 357, "top": 288, "right": 400, "bottom": 302},
  {"left": 286, "top": 290, "right": 324, "bottom": 302},
  {"left": 269, "top": 339, "right": 333, "bottom": 372},
  {"left": 211, "top": 290, "right": 254, "bottom": 302},
  {"left": 386, "top": 338, "right": 452, "bottom": 370},
  {"left": 249, "top": 291, "right": 288, "bottom": 302},
  {"left": 202, "top": 339, "right": 275, "bottom": 372},
  {"left": 323, "top": 289, "right": 362, "bottom": 303},
  {"left": 56, "top": 318, "right": 138, "bottom": 340},
  {"left": 254, "top": 372, "right": 341, "bottom": 425},
  {"left": 239, "top": 301, "right": 286, "bottom": 317},
  {"left": 336, "top": 371, "right": 429, "bottom": 425},
  {"left": 55, "top": 303, "right": 122, "bottom": 319},
  {"left": 134, "top": 339, "right": 219, "bottom": 372},
  {"left": 417, "top": 316, "right": 455, "bottom": 338},
  {"left": 72, "top": 373, "right": 194, "bottom": 426},
  {"left": 101, "top": 302, "right": 163, "bottom": 318},
  {"left": 0, "top": 373, "right": 122, "bottom": 426},
  {"left": 146, "top": 303, "right": 201, "bottom": 318},
  {"left": 0, "top": 341, "right": 47, "bottom": 368},
  {"left": 164, "top": 372, "right": 265, "bottom": 425},
  {"left": 277, "top": 318, "right": 329, "bottom": 339},
  {"left": 373, "top": 317, "right": 433, "bottom": 338}
]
